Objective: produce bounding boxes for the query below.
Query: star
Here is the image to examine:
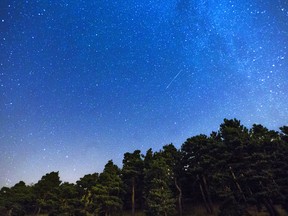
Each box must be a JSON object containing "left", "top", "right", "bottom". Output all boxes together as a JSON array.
[{"left": 0, "top": 0, "right": 287, "bottom": 187}]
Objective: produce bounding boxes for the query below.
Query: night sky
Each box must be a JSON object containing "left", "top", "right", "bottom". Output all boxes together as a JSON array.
[{"left": 1, "top": 0, "right": 288, "bottom": 187}]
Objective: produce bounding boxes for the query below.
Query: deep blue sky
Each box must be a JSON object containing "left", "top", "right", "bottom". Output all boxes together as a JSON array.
[{"left": 1, "top": 0, "right": 288, "bottom": 187}]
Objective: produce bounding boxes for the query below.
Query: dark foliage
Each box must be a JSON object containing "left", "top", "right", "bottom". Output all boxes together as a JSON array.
[{"left": 0, "top": 119, "right": 287, "bottom": 216}]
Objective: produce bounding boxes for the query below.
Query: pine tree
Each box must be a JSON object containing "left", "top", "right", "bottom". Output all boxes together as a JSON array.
[
  {"left": 159, "top": 144, "right": 183, "bottom": 216},
  {"left": 33, "top": 171, "right": 61, "bottom": 215},
  {"left": 122, "top": 150, "right": 144, "bottom": 215},
  {"left": 93, "top": 160, "right": 123, "bottom": 216},
  {"left": 181, "top": 134, "right": 215, "bottom": 214},
  {"left": 144, "top": 155, "right": 176, "bottom": 216},
  {"left": 76, "top": 173, "right": 99, "bottom": 215}
]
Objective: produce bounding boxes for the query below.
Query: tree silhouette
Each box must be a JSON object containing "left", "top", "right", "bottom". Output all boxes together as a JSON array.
[
  {"left": 122, "top": 150, "right": 144, "bottom": 215},
  {"left": 0, "top": 119, "right": 287, "bottom": 216}
]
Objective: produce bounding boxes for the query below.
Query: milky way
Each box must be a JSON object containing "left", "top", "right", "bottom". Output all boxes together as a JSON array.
[{"left": 0, "top": 0, "right": 287, "bottom": 187}]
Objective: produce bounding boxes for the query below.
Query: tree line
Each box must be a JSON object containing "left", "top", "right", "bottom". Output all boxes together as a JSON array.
[{"left": 1, "top": 119, "right": 288, "bottom": 216}]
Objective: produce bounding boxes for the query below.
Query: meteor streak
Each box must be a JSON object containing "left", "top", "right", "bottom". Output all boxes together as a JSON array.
[{"left": 166, "top": 70, "right": 183, "bottom": 89}]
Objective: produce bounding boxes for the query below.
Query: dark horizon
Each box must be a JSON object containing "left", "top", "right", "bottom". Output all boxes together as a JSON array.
[{"left": 1, "top": 119, "right": 287, "bottom": 216}]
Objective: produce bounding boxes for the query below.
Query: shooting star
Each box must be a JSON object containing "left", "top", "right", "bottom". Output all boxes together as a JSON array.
[{"left": 165, "top": 70, "right": 183, "bottom": 89}]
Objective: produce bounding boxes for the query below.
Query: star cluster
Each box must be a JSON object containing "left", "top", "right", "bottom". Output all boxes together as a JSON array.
[{"left": 0, "top": 0, "right": 288, "bottom": 187}]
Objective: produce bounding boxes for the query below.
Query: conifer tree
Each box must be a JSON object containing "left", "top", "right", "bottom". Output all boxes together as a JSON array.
[
  {"left": 144, "top": 154, "right": 176, "bottom": 216},
  {"left": 122, "top": 150, "right": 144, "bottom": 215},
  {"left": 76, "top": 173, "right": 99, "bottom": 214},
  {"left": 159, "top": 144, "right": 183, "bottom": 216},
  {"left": 93, "top": 160, "right": 123, "bottom": 216},
  {"left": 33, "top": 171, "right": 61, "bottom": 215},
  {"left": 181, "top": 134, "right": 215, "bottom": 214}
]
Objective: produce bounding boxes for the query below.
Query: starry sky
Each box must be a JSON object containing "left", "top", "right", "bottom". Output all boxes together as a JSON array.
[{"left": 1, "top": 0, "right": 288, "bottom": 187}]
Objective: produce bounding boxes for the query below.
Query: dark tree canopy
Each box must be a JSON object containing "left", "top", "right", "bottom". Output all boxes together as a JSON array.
[{"left": 0, "top": 119, "right": 287, "bottom": 216}]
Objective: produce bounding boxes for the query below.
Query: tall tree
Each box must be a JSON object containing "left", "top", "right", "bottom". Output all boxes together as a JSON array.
[
  {"left": 247, "top": 124, "right": 281, "bottom": 216},
  {"left": 159, "top": 144, "right": 183, "bottom": 216},
  {"left": 218, "top": 119, "right": 250, "bottom": 203},
  {"left": 142, "top": 148, "right": 154, "bottom": 208},
  {"left": 144, "top": 156, "right": 176, "bottom": 216},
  {"left": 76, "top": 173, "right": 99, "bottom": 215},
  {"left": 33, "top": 171, "right": 61, "bottom": 215},
  {"left": 122, "top": 150, "right": 144, "bottom": 215},
  {"left": 93, "top": 160, "right": 123, "bottom": 216},
  {"left": 181, "top": 135, "right": 215, "bottom": 214}
]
